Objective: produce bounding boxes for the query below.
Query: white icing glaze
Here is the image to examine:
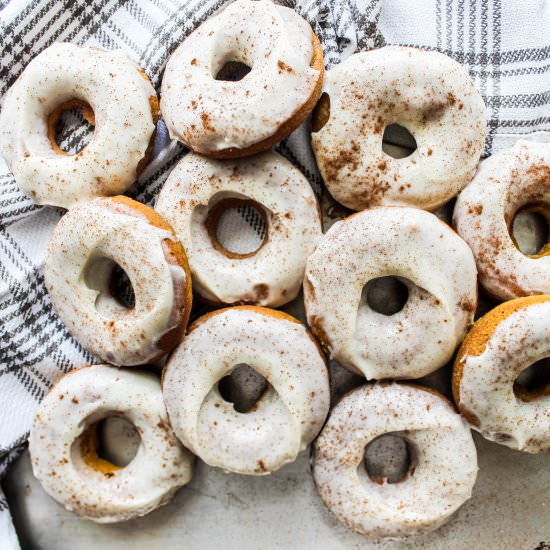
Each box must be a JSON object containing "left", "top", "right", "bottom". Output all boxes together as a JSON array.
[
  {"left": 312, "top": 383, "right": 478, "bottom": 540},
  {"left": 304, "top": 207, "right": 477, "bottom": 379},
  {"left": 44, "top": 198, "right": 189, "bottom": 366},
  {"left": 312, "top": 47, "right": 486, "bottom": 211},
  {"left": 28, "top": 365, "right": 194, "bottom": 523},
  {"left": 456, "top": 299, "right": 550, "bottom": 453},
  {"left": 0, "top": 43, "right": 156, "bottom": 209},
  {"left": 160, "top": 0, "right": 320, "bottom": 154},
  {"left": 453, "top": 140, "right": 550, "bottom": 300},
  {"left": 155, "top": 150, "right": 322, "bottom": 306},
  {"left": 162, "top": 307, "right": 330, "bottom": 475}
]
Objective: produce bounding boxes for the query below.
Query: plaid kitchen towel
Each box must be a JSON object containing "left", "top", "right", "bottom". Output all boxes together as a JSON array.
[{"left": 0, "top": 0, "right": 549, "bottom": 546}]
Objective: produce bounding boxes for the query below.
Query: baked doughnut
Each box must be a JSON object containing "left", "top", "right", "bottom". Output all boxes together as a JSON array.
[
  {"left": 44, "top": 196, "right": 192, "bottom": 365},
  {"left": 311, "top": 46, "right": 486, "bottom": 211},
  {"left": 162, "top": 306, "right": 330, "bottom": 475},
  {"left": 304, "top": 206, "right": 477, "bottom": 379},
  {"left": 0, "top": 43, "right": 158, "bottom": 209},
  {"left": 155, "top": 151, "right": 322, "bottom": 307},
  {"left": 28, "top": 365, "right": 194, "bottom": 523},
  {"left": 160, "top": 0, "right": 323, "bottom": 158},
  {"left": 453, "top": 140, "right": 550, "bottom": 301},
  {"left": 312, "top": 383, "right": 478, "bottom": 539},
  {"left": 453, "top": 296, "right": 550, "bottom": 453}
]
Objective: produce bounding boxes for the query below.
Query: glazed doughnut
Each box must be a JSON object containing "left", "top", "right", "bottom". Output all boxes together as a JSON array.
[
  {"left": 311, "top": 46, "right": 486, "bottom": 211},
  {"left": 453, "top": 140, "right": 550, "bottom": 301},
  {"left": 160, "top": 0, "right": 323, "bottom": 158},
  {"left": 44, "top": 196, "right": 192, "bottom": 365},
  {"left": 312, "top": 383, "right": 478, "bottom": 539},
  {"left": 155, "top": 151, "right": 322, "bottom": 307},
  {"left": 28, "top": 365, "right": 194, "bottom": 523},
  {"left": 162, "top": 306, "right": 330, "bottom": 475},
  {"left": 453, "top": 296, "right": 550, "bottom": 453},
  {"left": 0, "top": 43, "right": 158, "bottom": 209},
  {"left": 304, "top": 207, "right": 477, "bottom": 379}
]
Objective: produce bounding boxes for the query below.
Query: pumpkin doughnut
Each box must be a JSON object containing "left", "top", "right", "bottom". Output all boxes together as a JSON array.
[
  {"left": 162, "top": 306, "right": 330, "bottom": 475},
  {"left": 0, "top": 43, "right": 158, "bottom": 209},
  {"left": 453, "top": 140, "right": 550, "bottom": 301},
  {"left": 453, "top": 295, "right": 550, "bottom": 453},
  {"left": 44, "top": 196, "right": 192, "bottom": 366},
  {"left": 311, "top": 46, "right": 486, "bottom": 211},
  {"left": 312, "top": 383, "right": 478, "bottom": 539},
  {"left": 160, "top": 0, "right": 323, "bottom": 158},
  {"left": 155, "top": 151, "right": 322, "bottom": 307},
  {"left": 28, "top": 365, "right": 194, "bottom": 523},
  {"left": 304, "top": 206, "right": 477, "bottom": 379}
]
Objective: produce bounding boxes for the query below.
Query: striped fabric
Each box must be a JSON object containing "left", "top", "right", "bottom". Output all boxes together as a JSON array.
[{"left": 0, "top": 0, "right": 548, "bottom": 546}]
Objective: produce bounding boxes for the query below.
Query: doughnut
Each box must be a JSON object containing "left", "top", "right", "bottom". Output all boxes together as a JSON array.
[
  {"left": 453, "top": 296, "right": 550, "bottom": 453},
  {"left": 311, "top": 46, "right": 486, "bottom": 211},
  {"left": 312, "top": 383, "right": 478, "bottom": 539},
  {"left": 162, "top": 306, "right": 330, "bottom": 475},
  {"left": 160, "top": 0, "right": 323, "bottom": 158},
  {"left": 0, "top": 43, "right": 158, "bottom": 209},
  {"left": 304, "top": 206, "right": 477, "bottom": 379},
  {"left": 44, "top": 196, "right": 192, "bottom": 366},
  {"left": 453, "top": 140, "right": 550, "bottom": 301},
  {"left": 28, "top": 365, "right": 194, "bottom": 523},
  {"left": 155, "top": 150, "right": 322, "bottom": 307}
]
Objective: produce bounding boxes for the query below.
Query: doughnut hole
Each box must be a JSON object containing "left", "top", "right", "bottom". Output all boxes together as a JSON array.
[
  {"left": 218, "top": 364, "right": 271, "bottom": 413},
  {"left": 511, "top": 206, "right": 550, "bottom": 257},
  {"left": 83, "top": 256, "right": 136, "bottom": 316},
  {"left": 312, "top": 92, "right": 330, "bottom": 132},
  {"left": 206, "top": 197, "right": 268, "bottom": 258},
  {"left": 363, "top": 276, "right": 409, "bottom": 316},
  {"left": 514, "top": 358, "right": 550, "bottom": 402},
  {"left": 215, "top": 60, "right": 252, "bottom": 82},
  {"left": 47, "top": 99, "right": 95, "bottom": 155},
  {"left": 109, "top": 263, "right": 136, "bottom": 309},
  {"left": 382, "top": 123, "right": 417, "bottom": 159},
  {"left": 362, "top": 432, "right": 418, "bottom": 484},
  {"left": 73, "top": 415, "right": 141, "bottom": 478}
]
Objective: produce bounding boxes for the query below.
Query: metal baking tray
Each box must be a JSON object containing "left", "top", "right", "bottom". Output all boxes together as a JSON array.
[{"left": 4, "top": 397, "right": 550, "bottom": 549}]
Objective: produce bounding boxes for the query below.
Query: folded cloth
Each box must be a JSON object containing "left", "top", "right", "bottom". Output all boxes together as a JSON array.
[{"left": 0, "top": 0, "right": 548, "bottom": 546}]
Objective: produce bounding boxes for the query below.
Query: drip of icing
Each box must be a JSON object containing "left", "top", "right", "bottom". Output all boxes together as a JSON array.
[
  {"left": 304, "top": 206, "right": 477, "bottom": 379},
  {"left": 163, "top": 307, "right": 330, "bottom": 475},
  {"left": 44, "top": 199, "right": 187, "bottom": 365}
]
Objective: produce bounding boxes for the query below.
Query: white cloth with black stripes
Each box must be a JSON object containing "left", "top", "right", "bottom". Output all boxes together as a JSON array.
[{"left": 0, "top": 0, "right": 548, "bottom": 546}]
